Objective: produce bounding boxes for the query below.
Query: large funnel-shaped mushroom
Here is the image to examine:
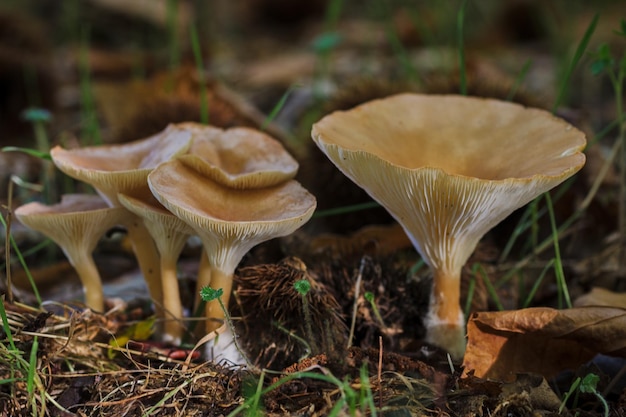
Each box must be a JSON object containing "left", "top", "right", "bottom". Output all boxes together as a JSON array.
[
  {"left": 148, "top": 159, "right": 316, "bottom": 335},
  {"left": 312, "top": 93, "right": 586, "bottom": 359},
  {"left": 15, "top": 195, "right": 127, "bottom": 311}
]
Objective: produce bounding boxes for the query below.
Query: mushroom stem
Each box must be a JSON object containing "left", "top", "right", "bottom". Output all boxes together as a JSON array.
[
  {"left": 70, "top": 251, "right": 105, "bottom": 312},
  {"left": 426, "top": 268, "right": 465, "bottom": 360},
  {"left": 204, "top": 266, "right": 234, "bottom": 334},
  {"left": 126, "top": 220, "right": 164, "bottom": 318},
  {"left": 430, "top": 268, "right": 462, "bottom": 324},
  {"left": 195, "top": 249, "right": 212, "bottom": 312},
  {"left": 161, "top": 253, "right": 184, "bottom": 344}
]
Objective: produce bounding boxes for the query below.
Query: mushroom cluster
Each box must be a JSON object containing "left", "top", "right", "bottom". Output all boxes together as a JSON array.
[
  {"left": 15, "top": 122, "right": 316, "bottom": 351},
  {"left": 312, "top": 93, "right": 586, "bottom": 360},
  {"left": 148, "top": 125, "right": 316, "bottom": 341}
]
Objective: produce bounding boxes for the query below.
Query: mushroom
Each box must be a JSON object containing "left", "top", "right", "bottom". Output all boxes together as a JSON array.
[
  {"left": 50, "top": 124, "right": 194, "bottom": 321},
  {"left": 178, "top": 123, "right": 299, "bottom": 189},
  {"left": 311, "top": 93, "right": 586, "bottom": 359},
  {"left": 14, "top": 194, "right": 127, "bottom": 311},
  {"left": 118, "top": 193, "right": 194, "bottom": 344},
  {"left": 147, "top": 159, "right": 316, "bottom": 335},
  {"left": 175, "top": 122, "right": 300, "bottom": 314}
]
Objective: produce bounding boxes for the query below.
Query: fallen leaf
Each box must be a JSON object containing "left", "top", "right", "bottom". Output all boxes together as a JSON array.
[
  {"left": 574, "top": 287, "right": 626, "bottom": 308},
  {"left": 462, "top": 307, "right": 626, "bottom": 381},
  {"left": 108, "top": 316, "right": 155, "bottom": 358}
]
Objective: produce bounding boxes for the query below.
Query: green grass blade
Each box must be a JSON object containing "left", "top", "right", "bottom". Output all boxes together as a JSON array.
[
  {"left": 0, "top": 213, "right": 43, "bottom": 306},
  {"left": 167, "top": 0, "right": 181, "bottom": 74},
  {"left": 189, "top": 22, "right": 209, "bottom": 125},
  {"left": 27, "top": 336, "right": 39, "bottom": 402},
  {"left": 544, "top": 193, "right": 571, "bottom": 308},
  {"left": 472, "top": 263, "right": 504, "bottom": 311},
  {"left": 360, "top": 365, "right": 377, "bottom": 416},
  {"left": 261, "top": 84, "right": 299, "bottom": 131},
  {"left": 246, "top": 370, "right": 266, "bottom": 417},
  {"left": 552, "top": 13, "right": 599, "bottom": 112},
  {"left": 456, "top": 0, "right": 469, "bottom": 95},
  {"left": 507, "top": 59, "right": 532, "bottom": 101},
  {"left": 79, "top": 26, "right": 102, "bottom": 145},
  {"left": 522, "top": 259, "right": 555, "bottom": 308},
  {"left": 0, "top": 297, "right": 16, "bottom": 350},
  {"left": 1, "top": 147, "right": 51, "bottom": 161},
  {"left": 463, "top": 275, "right": 476, "bottom": 319},
  {"left": 313, "top": 201, "right": 380, "bottom": 218}
]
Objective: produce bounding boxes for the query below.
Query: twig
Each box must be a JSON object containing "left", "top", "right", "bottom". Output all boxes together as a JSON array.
[{"left": 347, "top": 256, "right": 367, "bottom": 349}]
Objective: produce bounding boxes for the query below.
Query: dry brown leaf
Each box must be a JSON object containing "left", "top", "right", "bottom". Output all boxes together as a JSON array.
[
  {"left": 462, "top": 307, "right": 626, "bottom": 381},
  {"left": 574, "top": 287, "right": 626, "bottom": 308}
]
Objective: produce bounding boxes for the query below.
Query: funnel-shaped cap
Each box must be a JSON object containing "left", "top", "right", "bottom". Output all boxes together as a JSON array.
[
  {"left": 148, "top": 159, "right": 316, "bottom": 274},
  {"left": 312, "top": 94, "right": 586, "bottom": 276},
  {"left": 50, "top": 123, "right": 193, "bottom": 206}
]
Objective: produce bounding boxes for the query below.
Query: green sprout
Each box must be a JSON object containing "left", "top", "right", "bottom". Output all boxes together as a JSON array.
[
  {"left": 363, "top": 291, "right": 386, "bottom": 329},
  {"left": 579, "top": 373, "right": 609, "bottom": 417},
  {"left": 200, "top": 286, "right": 224, "bottom": 303},
  {"left": 199, "top": 286, "right": 254, "bottom": 368},
  {"left": 294, "top": 279, "right": 317, "bottom": 354},
  {"left": 294, "top": 279, "right": 311, "bottom": 295},
  {"left": 559, "top": 373, "right": 609, "bottom": 417}
]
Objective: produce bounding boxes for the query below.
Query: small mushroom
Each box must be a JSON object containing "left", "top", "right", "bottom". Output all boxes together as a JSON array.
[
  {"left": 50, "top": 124, "right": 194, "bottom": 321},
  {"left": 14, "top": 194, "right": 127, "bottom": 311},
  {"left": 147, "top": 159, "right": 316, "bottom": 335},
  {"left": 311, "top": 93, "right": 586, "bottom": 359},
  {"left": 118, "top": 193, "right": 194, "bottom": 344},
  {"left": 178, "top": 123, "right": 299, "bottom": 188}
]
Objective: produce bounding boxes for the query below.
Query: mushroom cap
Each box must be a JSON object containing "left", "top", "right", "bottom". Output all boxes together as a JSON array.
[
  {"left": 148, "top": 159, "right": 316, "bottom": 273},
  {"left": 50, "top": 123, "right": 194, "bottom": 206},
  {"left": 178, "top": 123, "right": 299, "bottom": 189},
  {"left": 14, "top": 194, "right": 127, "bottom": 258},
  {"left": 311, "top": 93, "right": 586, "bottom": 273}
]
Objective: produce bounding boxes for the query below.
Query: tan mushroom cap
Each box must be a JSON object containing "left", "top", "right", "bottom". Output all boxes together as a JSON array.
[
  {"left": 178, "top": 124, "right": 299, "bottom": 189},
  {"left": 14, "top": 194, "right": 128, "bottom": 311},
  {"left": 311, "top": 93, "right": 586, "bottom": 274},
  {"left": 14, "top": 194, "right": 127, "bottom": 254},
  {"left": 50, "top": 123, "right": 194, "bottom": 206},
  {"left": 148, "top": 159, "right": 316, "bottom": 274}
]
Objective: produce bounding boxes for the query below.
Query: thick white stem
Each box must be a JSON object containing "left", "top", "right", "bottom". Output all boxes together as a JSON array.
[
  {"left": 425, "top": 268, "right": 466, "bottom": 360},
  {"left": 204, "top": 266, "right": 233, "bottom": 335}
]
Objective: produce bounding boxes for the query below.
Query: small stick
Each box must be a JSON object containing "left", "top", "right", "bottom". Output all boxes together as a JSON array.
[{"left": 347, "top": 256, "right": 367, "bottom": 349}]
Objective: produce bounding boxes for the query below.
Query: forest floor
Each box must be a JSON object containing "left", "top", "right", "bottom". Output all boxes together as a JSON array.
[{"left": 1, "top": 1, "right": 626, "bottom": 416}]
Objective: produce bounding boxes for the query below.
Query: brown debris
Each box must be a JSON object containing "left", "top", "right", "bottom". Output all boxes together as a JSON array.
[{"left": 234, "top": 257, "right": 347, "bottom": 370}]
